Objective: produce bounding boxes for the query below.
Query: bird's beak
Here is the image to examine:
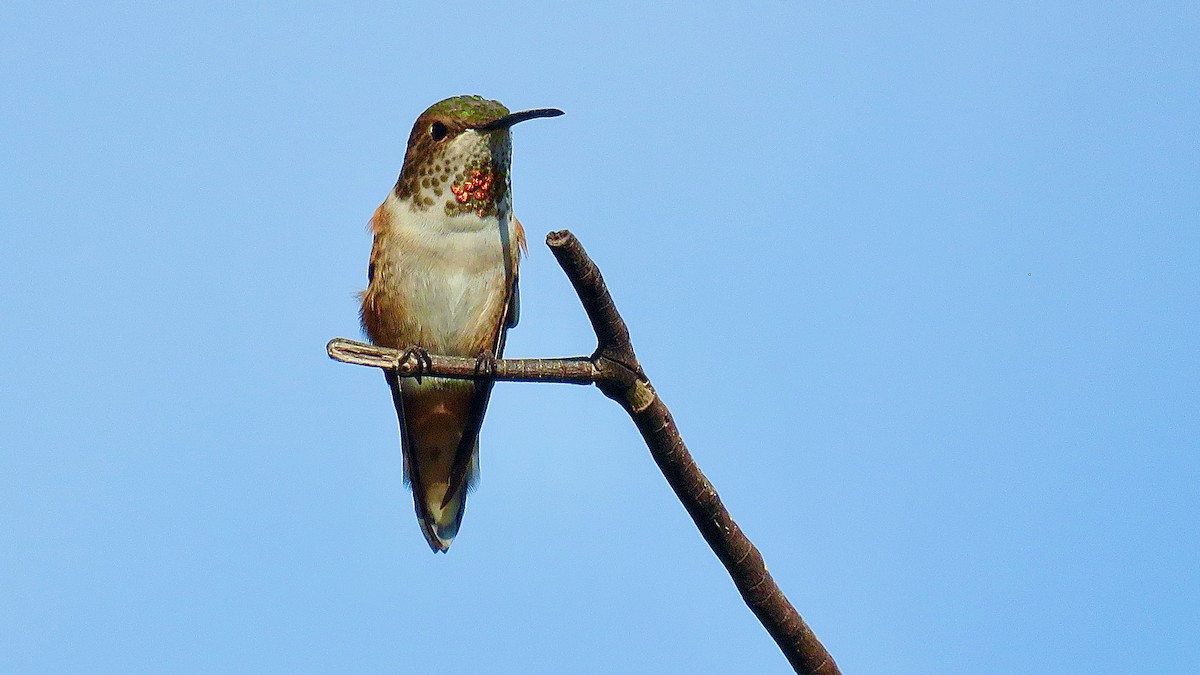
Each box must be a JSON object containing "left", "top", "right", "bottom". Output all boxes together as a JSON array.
[{"left": 474, "top": 108, "right": 565, "bottom": 131}]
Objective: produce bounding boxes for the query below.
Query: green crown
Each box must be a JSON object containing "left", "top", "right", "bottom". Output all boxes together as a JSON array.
[{"left": 423, "top": 95, "right": 509, "bottom": 125}]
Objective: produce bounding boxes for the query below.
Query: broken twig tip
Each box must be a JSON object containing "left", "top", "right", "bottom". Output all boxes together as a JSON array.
[{"left": 546, "top": 230, "right": 574, "bottom": 247}]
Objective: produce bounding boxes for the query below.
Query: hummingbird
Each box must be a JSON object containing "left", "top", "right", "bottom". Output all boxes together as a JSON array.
[{"left": 359, "top": 95, "right": 563, "bottom": 552}]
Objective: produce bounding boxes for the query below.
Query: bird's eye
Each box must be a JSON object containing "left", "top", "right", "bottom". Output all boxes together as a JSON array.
[{"left": 430, "top": 121, "right": 448, "bottom": 141}]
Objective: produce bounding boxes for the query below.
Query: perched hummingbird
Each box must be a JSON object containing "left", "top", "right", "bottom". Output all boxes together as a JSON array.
[{"left": 359, "top": 95, "right": 563, "bottom": 552}]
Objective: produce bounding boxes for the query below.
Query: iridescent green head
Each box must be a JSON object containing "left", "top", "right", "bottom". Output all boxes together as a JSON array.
[{"left": 393, "top": 95, "right": 563, "bottom": 218}]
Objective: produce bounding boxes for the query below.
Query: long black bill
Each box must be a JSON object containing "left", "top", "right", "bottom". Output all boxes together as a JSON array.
[{"left": 474, "top": 108, "right": 564, "bottom": 131}]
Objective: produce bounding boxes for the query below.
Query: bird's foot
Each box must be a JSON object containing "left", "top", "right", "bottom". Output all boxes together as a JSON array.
[{"left": 398, "top": 345, "right": 433, "bottom": 383}]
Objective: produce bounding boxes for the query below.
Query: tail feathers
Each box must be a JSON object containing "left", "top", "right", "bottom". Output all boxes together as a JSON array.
[
  {"left": 411, "top": 443, "right": 478, "bottom": 552},
  {"left": 393, "top": 380, "right": 481, "bottom": 553},
  {"left": 415, "top": 483, "right": 467, "bottom": 553}
]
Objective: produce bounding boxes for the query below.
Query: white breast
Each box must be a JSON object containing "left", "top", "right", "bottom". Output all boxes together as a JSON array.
[{"left": 382, "top": 194, "right": 517, "bottom": 356}]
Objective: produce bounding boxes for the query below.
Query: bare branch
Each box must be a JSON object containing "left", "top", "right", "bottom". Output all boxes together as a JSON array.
[
  {"left": 327, "top": 230, "right": 840, "bottom": 675},
  {"left": 327, "top": 339, "right": 597, "bottom": 385},
  {"left": 546, "top": 230, "right": 639, "bottom": 368}
]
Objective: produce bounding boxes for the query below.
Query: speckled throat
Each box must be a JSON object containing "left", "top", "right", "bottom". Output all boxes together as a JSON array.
[
  {"left": 394, "top": 131, "right": 512, "bottom": 219},
  {"left": 393, "top": 95, "right": 514, "bottom": 219}
]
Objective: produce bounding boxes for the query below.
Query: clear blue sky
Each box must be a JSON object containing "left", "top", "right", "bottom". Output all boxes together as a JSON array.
[{"left": 2, "top": 2, "right": 1196, "bottom": 673}]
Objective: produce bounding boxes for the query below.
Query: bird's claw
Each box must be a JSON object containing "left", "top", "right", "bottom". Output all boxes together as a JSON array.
[{"left": 398, "top": 345, "right": 433, "bottom": 383}]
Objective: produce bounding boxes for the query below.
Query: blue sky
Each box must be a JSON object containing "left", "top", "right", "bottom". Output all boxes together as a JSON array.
[{"left": 1, "top": 2, "right": 1196, "bottom": 673}]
